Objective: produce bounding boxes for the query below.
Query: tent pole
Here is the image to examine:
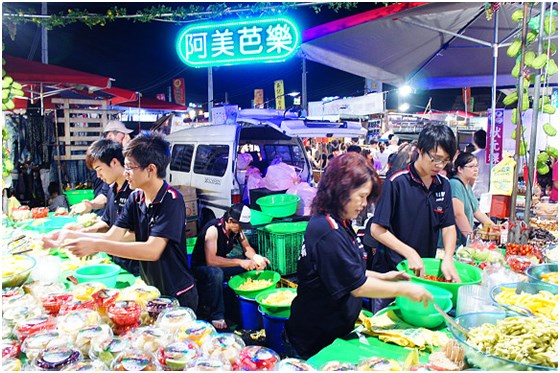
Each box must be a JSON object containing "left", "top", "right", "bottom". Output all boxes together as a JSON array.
[
  {"left": 525, "top": 2, "right": 546, "bottom": 224},
  {"left": 302, "top": 57, "right": 308, "bottom": 112},
  {"left": 488, "top": 9, "right": 499, "bottom": 187},
  {"left": 208, "top": 67, "right": 214, "bottom": 122},
  {"left": 508, "top": 3, "right": 530, "bottom": 231}
]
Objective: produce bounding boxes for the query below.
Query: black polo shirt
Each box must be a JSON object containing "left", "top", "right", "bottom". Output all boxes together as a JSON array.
[
  {"left": 101, "top": 181, "right": 140, "bottom": 277},
  {"left": 286, "top": 214, "right": 368, "bottom": 358},
  {"left": 115, "top": 181, "right": 194, "bottom": 297},
  {"left": 191, "top": 217, "right": 244, "bottom": 268},
  {"left": 92, "top": 172, "right": 110, "bottom": 217},
  {"left": 371, "top": 163, "right": 455, "bottom": 271}
]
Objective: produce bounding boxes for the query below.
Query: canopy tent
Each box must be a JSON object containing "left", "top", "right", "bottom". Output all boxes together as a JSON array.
[
  {"left": 301, "top": 2, "right": 558, "bottom": 90},
  {"left": 3, "top": 55, "right": 139, "bottom": 110}
]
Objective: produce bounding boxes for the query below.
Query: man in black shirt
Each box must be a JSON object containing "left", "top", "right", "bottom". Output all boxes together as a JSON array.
[{"left": 191, "top": 204, "right": 269, "bottom": 330}]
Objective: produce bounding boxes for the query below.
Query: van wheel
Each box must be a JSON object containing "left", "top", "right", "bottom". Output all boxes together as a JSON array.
[{"left": 200, "top": 208, "right": 216, "bottom": 229}]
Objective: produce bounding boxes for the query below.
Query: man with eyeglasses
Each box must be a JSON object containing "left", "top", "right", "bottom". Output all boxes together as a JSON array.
[
  {"left": 54, "top": 132, "right": 198, "bottom": 311},
  {"left": 368, "top": 124, "right": 460, "bottom": 313}
]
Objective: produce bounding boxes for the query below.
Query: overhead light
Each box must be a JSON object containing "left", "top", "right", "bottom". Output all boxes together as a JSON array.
[
  {"left": 398, "top": 85, "right": 413, "bottom": 97},
  {"left": 399, "top": 103, "right": 410, "bottom": 112},
  {"left": 286, "top": 91, "right": 300, "bottom": 97}
]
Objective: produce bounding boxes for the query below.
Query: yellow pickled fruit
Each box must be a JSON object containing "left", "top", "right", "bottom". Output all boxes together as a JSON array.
[
  {"left": 537, "top": 162, "right": 550, "bottom": 175},
  {"left": 511, "top": 108, "right": 518, "bottom": 124},
  {"left": 507, "top": 40, "right": 522, "bottom": 57},
  {"left": 524, "top": 51, "right": 536, "bottom": 66},
  {"left": 543, "top": 123, "right": 557, "bottom": 137},
  {"left": 519, "top": 140, "right": 527, "bottom": 156}
]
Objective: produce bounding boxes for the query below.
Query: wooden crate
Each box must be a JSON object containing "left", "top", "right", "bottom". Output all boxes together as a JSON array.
[{"left": 52, "top": 98, "right": 121, "bottom": 161}]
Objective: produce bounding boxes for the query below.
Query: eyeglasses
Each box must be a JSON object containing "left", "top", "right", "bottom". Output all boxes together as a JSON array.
[
  {"left": 124, "top": 165, "right": 144, "bottom": 173},
  {"left": 464, "top": 164, "right": 479, "bottom": 169},
  {"left": 426, "top": 151, "right": 450, "bottom": 166}
]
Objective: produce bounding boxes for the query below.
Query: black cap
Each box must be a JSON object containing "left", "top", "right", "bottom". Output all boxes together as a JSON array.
[{"left": 228, "top": 203, "right": 252, "bottom": 229}]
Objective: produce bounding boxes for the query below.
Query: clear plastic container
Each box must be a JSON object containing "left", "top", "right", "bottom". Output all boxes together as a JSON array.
[
  {"left": 57, "top": 310, "right": 100, "bottom": 338},
  {"left": 72, "top": 282, "right": 107, "bottom": 301},
  {"left": 22, "top": 330, "right": 72, "bottom": 361},
  {"left": 91, "top": 288, "right": 120, "bottom": 315},
  {"left": 175, "top": 320, "right": 216, "bottom": 347},
  {"left": 40, "top": 292, "right": 73, "bottom": 315},
  {"left": 145, "top": 296, "right": 179, "bottom": 320},
  {"left": 155, "top": 307, "right": 196, "bottom": 334},
  {"left": 456, "top": 285, "right": 503, "bottom": 316},
  {"left": 59, "top": 299, "right": 97, "bottom": 315},
  {"left": 320, "top": 361, "right": 357, "bottom": 371},
  {"left": 107, "top": 300, "right": 142, "bottom": 326},
  {"left": 156, "top": 340, "right": 201, "bottom": 371},
  {"left": 110, "top": 348, "right": 160, "bottom": 371},
  {"left": 61, "top": 359, "right": 108, "bottom": 371},
  {"left": 127, "top": 326, "right": 169, "bottom": 355},
  {"left": 15, "top": 315, "right": 57, "bottom": 342},
  {"left": 201, "top": 333, "right": 245, "bottom": 369},
  {"left": 23, "top": 280, "right": 66, "bottom": 299},
  {"left": 89, "top": 336, "right": 131, "bottom": 368},
  {"left": 238, "top": 346, "right": 280, "bottom": 371},
  {"left": 186, "top": 357, "right": 232, "bottom": 371},
  {"left": 74, "top": 324, "right": 114, "bottom": 357},
  {"left": 277, "top": 358, "right": 315, "bottom": 371},
  {"left": 1, "top": 338, "right": 21, "bottom": 360},
  {"left": 31, "top": 345, "right": 83, "bottom": 371}
]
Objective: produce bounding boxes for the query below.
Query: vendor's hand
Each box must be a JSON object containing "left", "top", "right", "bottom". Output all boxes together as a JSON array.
[
  {"left": 70, "top": 200, "right": 93, "bottom": 215},
  {"left": 441, "top": 257, "right": 461, "bottom": 283},
  {"left": 252, "top": 254, "right": 270, "bottom": 270},
  {"left": 62, "top": 238, "right": 99, "bottom": 258},
  {"left": 240, "top": 259, "right": 258, "bottom": 271},
  {"left": 402, "top": 283, "right": 434, "bottom": 308},
  {"left": 63, "top": 222, "right": 82, "bottom": 231},
  {"left": 406, "top": 252, "right": 425, "bottom": 278},
  {"left": 380, "top": 270, "right": 411, "bottom": 282}
]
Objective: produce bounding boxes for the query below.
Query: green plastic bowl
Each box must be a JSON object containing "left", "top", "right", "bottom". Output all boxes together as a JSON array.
[
  {"left": 74, "top": 264, "right": 121, "bottom": 288},
  {"left": 255, "top": 287, "right": 297, "bottom": 313},
  {"left": 396, "top": 258, "right": 482, "bottom": 306},
  {"left": 256, "top": 194, "right": 301, "bottom": 218},
  {"left": 396, "top": 283, "right": 453, "bottom": 328},
  {"left": 264, "top": 221, "right": 308, "bottom": 234},
  {"left": 228, "top": 270, "right": 281, "bottom": 299},
  {"left": 250, "top": 209, "right": 274, "bottom": 226},
  {"left": 63, "top": 189, "right": 95, "bottom": 206}
]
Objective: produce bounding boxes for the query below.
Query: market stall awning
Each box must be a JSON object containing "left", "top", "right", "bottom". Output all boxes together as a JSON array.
[
  {"left": 301, "top": 2, "right": 558, "bottom": 89},
  {"left": 4, "top": 55, "right": 112, "bottom": 89}
]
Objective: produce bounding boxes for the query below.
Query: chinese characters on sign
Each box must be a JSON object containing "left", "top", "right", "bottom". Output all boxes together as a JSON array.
[
  {"left": 274, "top": 80, "right": 285, "bottom": 110},
  {"left": 486, "top": 108, "right": 504, "bottom": 165},
  {"left": 176, "top": 17, "right": 300, "bottom": 67}
]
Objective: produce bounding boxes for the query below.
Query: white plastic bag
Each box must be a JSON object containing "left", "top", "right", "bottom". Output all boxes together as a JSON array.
[
  {"left": 237, "top": 153, "right": 253, "bottom": 170},
  {"left": 263, "top": 162, "right": 300, "bottom": 191},
  {"left": 287, "top": 182, "right": 317, "bottom": 216}
]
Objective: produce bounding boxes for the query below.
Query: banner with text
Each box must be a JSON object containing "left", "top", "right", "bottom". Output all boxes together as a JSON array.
[
  {"left": 274, "top": 80, "right": 285, "bottom": 110},
  {"left": 486, "top": 108, "right": 504, "bottom": 165},
  {"left": 254, "top": 89, "right": 264, "bottom": 108},
  {"left": 173, "top": 78, "right": 186, "bottom": 106}
]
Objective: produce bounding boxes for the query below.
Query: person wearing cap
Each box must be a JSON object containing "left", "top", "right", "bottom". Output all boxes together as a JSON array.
[
  {"left": 49, "top": 132, "right": 198, "bottom": 310},
  {"left": 103, "top": 120, "right": 133, "bottom": 147},
  {"left": 191, "top": 203, "right": 270, "bottom": 330},
  {"left": 71, "top": 120, "right": 133, "bottom": 217}
]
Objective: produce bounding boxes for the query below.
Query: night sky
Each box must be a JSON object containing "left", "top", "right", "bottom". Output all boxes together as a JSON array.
[{"left": 2, "top": 2, "right": 469, "bottom": 111}]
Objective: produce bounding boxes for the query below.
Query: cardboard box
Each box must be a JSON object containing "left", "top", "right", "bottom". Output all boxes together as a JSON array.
[
  {"left": 171, "top": 185, "right": 197, "bottom": 201},
  {"left": 185, "top": 199, "right": 198, "bottom": 217},
  {"left": 186, "top": 216, "right": 198, "bottom": 238}
]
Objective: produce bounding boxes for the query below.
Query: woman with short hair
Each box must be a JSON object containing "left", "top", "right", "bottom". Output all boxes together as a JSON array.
[{"left": 285, "top": 152, "right": 433, "bottom": 358}]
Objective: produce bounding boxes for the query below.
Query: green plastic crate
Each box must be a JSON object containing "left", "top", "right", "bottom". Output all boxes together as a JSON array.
[
  {"left": 63, "top": 189, "right": 94, "bottom": 206},
  {"left": 243, "top": 228, "right": 260, "bottom": 251},
  {"left": 257, "top": 227, "right": 304, "bottom": 275}
]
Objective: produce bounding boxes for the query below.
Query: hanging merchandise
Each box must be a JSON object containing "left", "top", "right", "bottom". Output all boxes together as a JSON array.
[{"left": 489, "top": 155, "right": 517, "bottom": 196}]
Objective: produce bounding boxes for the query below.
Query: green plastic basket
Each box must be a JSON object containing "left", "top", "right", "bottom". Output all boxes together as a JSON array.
[
  {"left": 63, "top": 189, "right": 95, "bottom": 206},
  {"left": 264, "top": 222, "right": 308, "bottom": 234},
  {"left": 250, "top": 209, "right": 273, "bottom": 226},
  {"left": 228, "top": 270, "right": 281, "bottom": 299},
  {"left": 396, "top": 258, "right": 482, "bottom": 306},
  {"left": 256, "top": 194, "right": 300, "bottom": 218},
  {"left": 257, "top": 226, "right": 305, "bottom": 276}
]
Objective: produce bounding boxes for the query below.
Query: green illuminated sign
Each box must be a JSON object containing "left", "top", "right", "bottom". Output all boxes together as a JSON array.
[{"left": 176, "top": 17, "right": 300, "bottom": 67}]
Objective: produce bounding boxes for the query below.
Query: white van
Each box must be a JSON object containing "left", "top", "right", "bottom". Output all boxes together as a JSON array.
[{"left": 167, "top": 108, "right": 365, "bottom": 224}]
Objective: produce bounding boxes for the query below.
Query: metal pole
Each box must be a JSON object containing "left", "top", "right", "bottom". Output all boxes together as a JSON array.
[
  {"left": 41, "top": 2, "right": 48, "bottom": 64},
  {"left": 508, "top": 3, "right": 530, "bottom": 228},
  {"left": 208, "top": 67, "right": 213, "bottom": 122},
  {"left": 302, "top": 57, "right": 308, "bottom": 111},
  {"left": 525, "top": 2, "right": 546, "bottom": 224},
  {"left": 489, "top": 12, "right": 499, "bottom": 178}
]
